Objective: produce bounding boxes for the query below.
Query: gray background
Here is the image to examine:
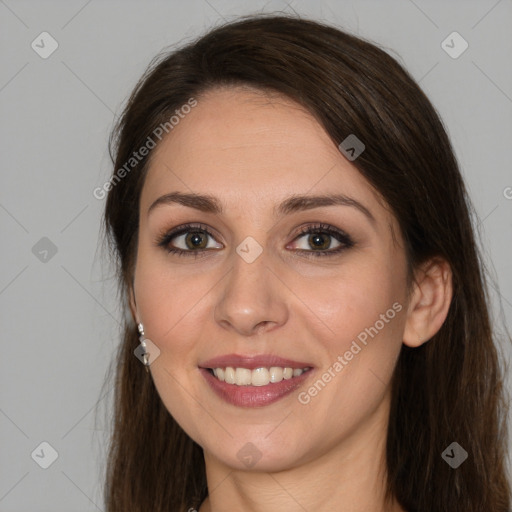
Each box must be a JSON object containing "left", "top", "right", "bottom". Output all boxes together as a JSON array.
[{"left": 1, "top": 0, "right": 511, "bottom": 510}]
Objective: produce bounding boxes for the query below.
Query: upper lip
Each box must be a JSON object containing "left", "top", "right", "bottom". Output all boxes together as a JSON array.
[{"left": 199, "top": 353, "right": 313, "bottom": 370}]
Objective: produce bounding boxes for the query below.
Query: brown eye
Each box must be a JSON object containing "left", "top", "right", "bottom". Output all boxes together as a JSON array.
[
  {"left": 183, "top": 231, "right": 209, "bottom": 250},
  {"left": 156, "top": 223, "right": 222, "bottom": 257},
  {"left": 306, "top": 232, "right": 336, "bottom": 251},
  {"left": 290, "top": 223, "right": 355, "bottom": 258}
]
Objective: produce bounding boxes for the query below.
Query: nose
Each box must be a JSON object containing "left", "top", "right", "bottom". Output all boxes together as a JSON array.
[{"left": 213, "top": 247, "right": 289, "bottom": 337}]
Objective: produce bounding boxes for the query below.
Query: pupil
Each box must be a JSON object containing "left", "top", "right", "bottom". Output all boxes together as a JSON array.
[
  {"left": 311, "top": 234, "right": 328, "bottom": 250},
  {"left": 187, "top": 232, "right": 206, "bottom": 249}
]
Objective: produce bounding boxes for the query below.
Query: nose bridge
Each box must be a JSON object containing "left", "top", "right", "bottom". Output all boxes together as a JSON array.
[{"left": 213, "top": 234, "right": 288, "bottom": 335}]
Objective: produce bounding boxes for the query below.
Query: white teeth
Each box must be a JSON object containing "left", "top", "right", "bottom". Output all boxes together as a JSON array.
[
  {"left": 210, "top": 366, "right": 309, "bottom": 386},
  {"left": 235, "top": 368, "right": 252, "bottom": 386},
  {"left": 251, "top": 367, "right": 269, "bottom": 387},
  {"left": 269, "top": 366, "right": 283, "bottom": 383},
  {"left": 224, "top": 367, "right": 235, "bottom": 384}
]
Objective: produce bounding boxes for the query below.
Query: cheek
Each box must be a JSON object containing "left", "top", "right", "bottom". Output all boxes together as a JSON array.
[
  {"left": 297, "top": 254, "right": 407, "bottom": 406},
  {"left": 132, "top": 245, "right": 224, "bottom": 372},
  {"left": 303, "top": 258, "right": 405, "bottom": 345},
  {"left": 132, "top": 248, "right": 191, "bottom": 355},
  {"left": 292, "top": 292, "right": 405, "bottom": 451}
]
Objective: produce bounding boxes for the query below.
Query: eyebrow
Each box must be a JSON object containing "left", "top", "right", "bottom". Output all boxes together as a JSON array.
[{"left": 147, "top": 191, "right": 376, "bottom": 225}]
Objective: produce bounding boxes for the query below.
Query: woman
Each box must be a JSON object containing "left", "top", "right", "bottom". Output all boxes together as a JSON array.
[{"left": 101, "top": 14, "right": 511, "bottom": 512}]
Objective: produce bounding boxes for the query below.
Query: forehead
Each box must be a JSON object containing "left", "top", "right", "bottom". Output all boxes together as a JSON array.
[{"left": 141, "top": 86, "right": 395, "bottom": 233}]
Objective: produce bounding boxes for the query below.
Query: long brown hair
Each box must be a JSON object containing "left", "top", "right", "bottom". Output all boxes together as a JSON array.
[{"left": 100, "top": 13, "right": 511, "bottom": 511}]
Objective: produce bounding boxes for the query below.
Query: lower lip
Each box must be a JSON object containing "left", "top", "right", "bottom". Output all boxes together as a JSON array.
[{"left": 199, "top": 368, "right": 313, "bottom": 407}]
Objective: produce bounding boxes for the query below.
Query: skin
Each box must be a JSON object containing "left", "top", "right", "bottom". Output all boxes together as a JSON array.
[{"left": 129, "top": 86, "right": 453, "bottom": 512}]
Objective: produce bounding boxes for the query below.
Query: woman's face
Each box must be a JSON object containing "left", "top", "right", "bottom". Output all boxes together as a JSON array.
[{"left": 131, "top": 86, "right": 411, "bottom": 472}]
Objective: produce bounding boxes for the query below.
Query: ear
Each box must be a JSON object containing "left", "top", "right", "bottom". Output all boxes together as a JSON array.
[{"left": 403, "top": 257, "right": 453, "bottom": 347}]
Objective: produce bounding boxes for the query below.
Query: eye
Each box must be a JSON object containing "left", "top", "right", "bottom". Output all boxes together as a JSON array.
[
  {"left": 156, "top": 223, "right": 222, "bottom": 258},
  {"left": 289, "top": 223, "right": 354, "bottom": 258}
]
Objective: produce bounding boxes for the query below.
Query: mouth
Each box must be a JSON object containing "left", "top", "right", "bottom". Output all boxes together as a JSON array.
[{"left": 198, "top": 354, "right": 314, "bottom": 407}]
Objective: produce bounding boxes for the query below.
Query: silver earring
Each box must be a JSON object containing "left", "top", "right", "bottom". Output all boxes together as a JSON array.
[{"left": 137, "top": 322, "right": 150, "bottom": 373}]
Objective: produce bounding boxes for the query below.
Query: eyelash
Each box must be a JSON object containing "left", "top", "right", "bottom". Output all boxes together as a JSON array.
[{"left": 156, "top": 222, "right": 355, "bottom": 259}]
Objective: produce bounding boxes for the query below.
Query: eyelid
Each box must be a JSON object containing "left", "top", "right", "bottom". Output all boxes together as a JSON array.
[{"left": 156, "top": 222, "right": 219, "bottom": 243}]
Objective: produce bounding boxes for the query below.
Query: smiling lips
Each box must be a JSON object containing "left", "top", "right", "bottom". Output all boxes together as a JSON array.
[{"left": 199, "top": 353, "right": 314, "bottom": 407}]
